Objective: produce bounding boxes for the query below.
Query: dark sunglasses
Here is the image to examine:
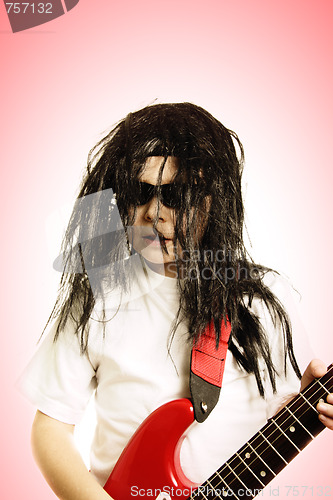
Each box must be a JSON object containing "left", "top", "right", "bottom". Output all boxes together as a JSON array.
[{"left": 132, "top": 181, "right": 186, "bottom": 209}]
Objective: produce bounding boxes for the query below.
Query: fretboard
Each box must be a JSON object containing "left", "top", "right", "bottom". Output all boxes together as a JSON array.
[{"left": 190, "top": 363, "right": 333, "bottom": 500}]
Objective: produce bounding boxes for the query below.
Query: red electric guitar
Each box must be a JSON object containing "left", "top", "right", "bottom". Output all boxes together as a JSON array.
[{"left": 104, "top": 364, "right": 333, "bottom": 500}]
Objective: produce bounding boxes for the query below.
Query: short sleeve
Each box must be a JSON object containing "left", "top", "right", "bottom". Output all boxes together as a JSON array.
[
  {"left": 252, "top": 272, "right": 314, "bottom": 418},
  {"left": 17, "top": 319, "right": 97, "bottom": 425}
]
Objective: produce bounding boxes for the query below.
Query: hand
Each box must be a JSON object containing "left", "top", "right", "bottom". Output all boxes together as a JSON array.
[{"left": 300, "top": 359, "right": 333, "bottom": 430}]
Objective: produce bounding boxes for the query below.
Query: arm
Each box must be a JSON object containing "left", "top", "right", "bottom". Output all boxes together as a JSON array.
[{"left": 31, "top": 410, "right": 113, "bottom": 500}]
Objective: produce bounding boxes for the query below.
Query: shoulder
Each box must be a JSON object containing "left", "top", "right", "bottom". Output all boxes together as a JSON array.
[
  {"left": 245, "top": 268, "right": 299, "bottom": 318},
  {"left": 261, "top": 269, "right": 300, "bottom": 303},
  {"left": 250, "top": 269, "right": 312, "bottom": 371}
]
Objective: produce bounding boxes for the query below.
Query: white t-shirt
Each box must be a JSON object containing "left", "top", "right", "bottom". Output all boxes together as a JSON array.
[{"left": 19, "top": 257, "right": 312, "bottom": 486}]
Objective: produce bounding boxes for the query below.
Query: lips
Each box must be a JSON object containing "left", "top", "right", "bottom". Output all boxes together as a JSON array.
[
  {"left": 142, "top": 231, "right": 173, "bottom": 246},
  {"left": 143, "top": 235, "right": 170, "bottom": 243},
  {"left": 143, "top": 234, "right": 158, "bottom": 241}
]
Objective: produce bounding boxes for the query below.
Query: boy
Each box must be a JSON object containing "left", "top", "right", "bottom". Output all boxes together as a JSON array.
[{"left": 21, "top": 103, "right": 333, "bottom": 500}]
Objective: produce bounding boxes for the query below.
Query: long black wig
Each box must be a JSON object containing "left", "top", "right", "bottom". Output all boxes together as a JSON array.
[{"left": 50, "top": 102, "right": 301, "bottom": 396}]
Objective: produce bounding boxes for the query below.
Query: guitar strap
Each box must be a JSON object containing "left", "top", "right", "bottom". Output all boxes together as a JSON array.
[{"left": 190, "top": 318, "right": 231, "bottom": 422}]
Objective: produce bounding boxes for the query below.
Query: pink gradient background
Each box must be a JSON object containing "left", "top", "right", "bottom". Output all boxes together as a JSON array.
[{"left": 1, "top": 0, "right": 333, "bottom": 498}]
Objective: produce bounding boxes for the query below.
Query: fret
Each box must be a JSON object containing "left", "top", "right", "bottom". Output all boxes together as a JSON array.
[
  {"left": 202, "top": 469, "right": 229, "bottom": 496},
  {"left": 211, "top": 441, "right": 276, "bottom": 495},
  {"left": 302, "top": 373, "right": 332, "bottom": 408},
  {"left": 257, "top": 429, "right": 288, "bottom": 465},
  {"left": 213, "top": 470, "right": 240, "bottom": 500},
  {"left": 223, "top": 459, "right": 264, "bottom": 500},
  {"left": 233, "top": 440, "right": 276, "bottom": 487},
  {"left": 234, "top": 451, "right": 266, "bottom": 487},
  {"left": 205, "top": 478, "right": 214, "bottom": 491},
  {"left": 246, "top": 441, "right": 276, "bottom": 477},
  {"left": 272, "top": 403, "right": 322, "bottom": 458},
  {"left": 204, "top": 476, "right": 236, "bottom": 500},
  {"left": 317, "top": 379, "right": 331, "bottom": 396},
  {"left": 189, "top": 487, "right": 203, "bottom": 500},
  {"left": 225, "top": 460, "right": 254, "bottom": 491},
  {"left": 286, "top": 395, "right": 326, "bottom": 441},
  {"left": 298, "top": 391, "right": 317, "bottom": 412},
  {"left": 196, "top": 469, "right": 236, "bottom": 500},
  {"left": 192, "top": 481, "right": 209, "bottom": 500},
  {"left": 205, "top": 477, "right": 225, "bottom": 500},
  {"left": 206, "top": 460, "right": 264, "bottom": 500},
  {"left": 252, "top": 426, "right": 297, "bottom": 476},
  {"left": 198, "top": 486, "right": 208, "bottom": 500},
  {"left": 211, "top": 436, "right": 278, "bottom": 498},
  {"left": 269, "top": 417, "right": 301, "bottom": 452},
  {"left": 284, "top": 405, "right": 314, "bottom": 439}
]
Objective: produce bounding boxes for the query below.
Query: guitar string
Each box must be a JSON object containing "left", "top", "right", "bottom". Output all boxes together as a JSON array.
[
  {"left": 196, "top": 371, "right": 333, "bottom": 497},
  {"left": 207, "top": 371, "right": 333, "bottom": 494},
  {"left": 219, "top": 367, "right": 333, "bottom": 469},
  {"left": 188, "top": 368, "right": 333, "bottom": 500},
  {"left": 189, "top": 370, "right": 333, "bottom": 500}
]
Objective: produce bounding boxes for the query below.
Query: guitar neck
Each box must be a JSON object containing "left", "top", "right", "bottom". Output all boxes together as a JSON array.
[{"left": 195, "top": 364, "right": 333, "bottom": 500}]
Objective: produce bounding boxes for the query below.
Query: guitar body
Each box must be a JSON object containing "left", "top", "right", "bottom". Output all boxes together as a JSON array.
[
  {"left": 104, "top": 399, "right": 198, "bottom": 500},
  {"left": 104, "top": 365, "right": 332, "bottom": 500}
]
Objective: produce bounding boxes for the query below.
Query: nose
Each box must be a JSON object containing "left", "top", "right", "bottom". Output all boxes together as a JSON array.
[{"left": 144, "top": 196, "right": 167, "bottom": 223}]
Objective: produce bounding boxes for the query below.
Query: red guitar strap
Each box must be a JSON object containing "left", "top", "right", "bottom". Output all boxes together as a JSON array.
[{"left": 190, "top": 318, "right": 231, "bottom": 422}]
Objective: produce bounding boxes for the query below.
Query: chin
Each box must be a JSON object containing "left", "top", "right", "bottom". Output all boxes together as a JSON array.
[
  {"left": 145, "top": 260, "right": 178, "bottom": 278},
  {"left": 138, "top": 251, "right": 177, "bottom": 278}
]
